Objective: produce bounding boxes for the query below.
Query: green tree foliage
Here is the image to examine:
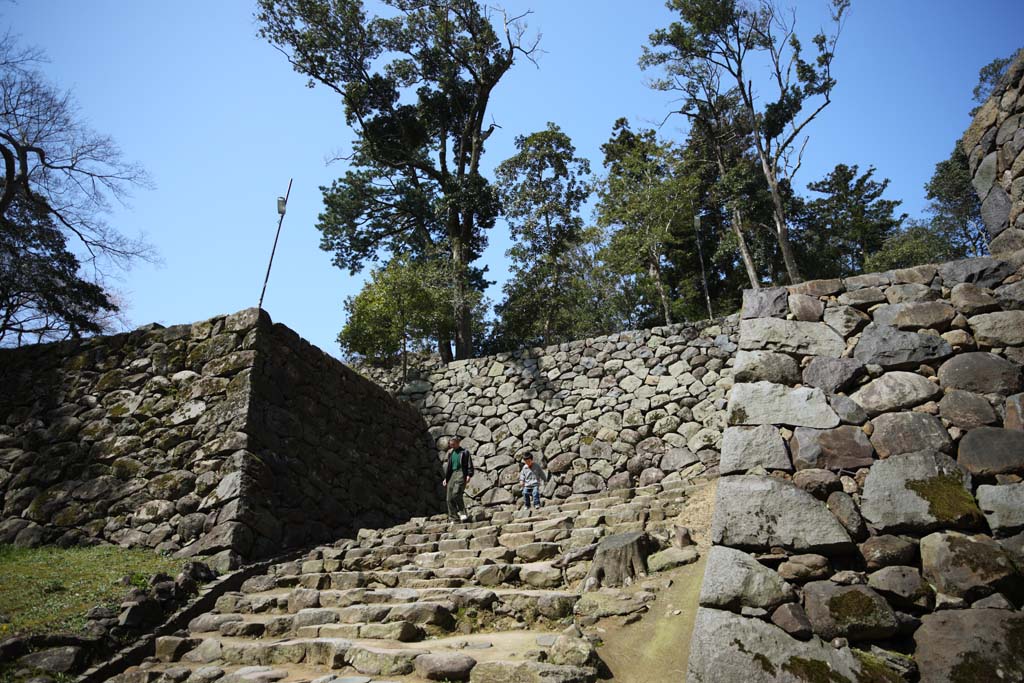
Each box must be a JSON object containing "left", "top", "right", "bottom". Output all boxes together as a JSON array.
[
  {"left": 643, "top": 0, "right": 849, "bottom": 284},
  {"left": 491, "top": 123, "right": 592, "bottom": 348},
  {"left": 924, "top": 143, "right": 987, "bottom": 257},
  {"left": 257, "top": 0, "right": 538, "bottom": 360},
  {"left": 797, "top": 164, "right": 906, "bottom": 279},
  {"left": 0, "top": 35, "right": 149, "bottom": 345},
  {"left": 863, "top": 219, "right": 955, "bottom": 273}
]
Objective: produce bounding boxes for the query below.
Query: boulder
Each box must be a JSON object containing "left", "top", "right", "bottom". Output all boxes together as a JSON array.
[
  {"left": 727, "top": 382, "right": 839, "bottom": 429},
  {"left": 719, "top": 425, "right": 791, "bottom": 475},
  {"left": 698, "top": 546, "right": 796, "bottom": 611},
  {"left": 788, "top": 293, "right": 823, "bottom": 321},
  {"left": 937, "top": 257, "right": 1014, "bottom": 288},
  {"left": 937, "top": 352, "right": 1021, "bottom": 395},
  {"left": 860, "top": 450, "right": 983, "bottom": 533},
  {"left": 869, "top": 412, "right": 952, "bottom": 458},
  {"left": 920, "top": 531, "right": 1023, "bottom": 603},
  {"left": 957, "top": 427, "right": 1024, "bottom": 476},
  {"left": 648, "top": 546, "right": 699, "bottom": 572},
  {"left": 886, "top": 282, "right": 939, "bottom": 303},
  {"left": 938, "top": 390, "right": 997, "bottom": 429},
  {"left": 969, "top": 310, "right": 1024, "bottom": 346},
  {"left": 770, "top": 603, "right": 813, "bottom": 640},
  {"left": 867, "top": 566, "right": 934, "bottom": 610},
  {"left": 1007, "top": 392, "right": 1024, "bottom": 430},
  {"left": 823, "top": 305, "right": 871, "bottom": 337},
  {"left": 976, "top": 483, "right": 1024, "bottom": 536},
  {"left": 801, "top": 582, "right": 898, "bottom": 641},
  {"left": 801, "top": 357, "right": 864, "bottom": 394},
  {"left": 660, "top": 447, "right": 700, "bottom": 472},
  {"left": 711, "top": 476, "right": 853, "bottom": 554},
  {"left": 828, "top": 394, "right": 868, "bottom": 426},
  {"left": 915, "top": 610, "right": 1024, "bottom": 683},
  {"left": 850, "top": 371, "right": 940, "bottom": 416},
  {"left": 791, "top": 427, "right": 874, "bottom": 471},
  {"left": 892, "top": 301, "right": 956, "bottom": 330},
  {"left": 415, "top": 653, "right": 476, "bottom": 681},
  {"left": 738, "top": 318, "right": 845, "bottom": 357},
  {"left": 838, "top": 287, "right": 886, "bottom": 308},
  {"left": 950, "top": 282, "right": 999, "bottom": 315},
  {"left": 733, "top": 350, "right": 801, "bottom": 385},
  {"left": 852, "top": 323, "right": 952, "bottom": 369},
  {"left": 859, "top": 535, "right": 917, "bottom": 571},
  {"left": 789, "top": 279, "right": 844, "bottom": 296},
  {"left": 777, "top": 554, "right": 830, "bottom": 582},
  {"left": 742, "top": 287, "right": 788, "bottom": 319},
  {"left": 792, "top": 469, "right": 842, "bottom": 500},
  {"left": 469, "top": 661, "right": 594, "bottom": 683},
  {"left": 826, "top": 491, "right": 867, "bottom": 540}
]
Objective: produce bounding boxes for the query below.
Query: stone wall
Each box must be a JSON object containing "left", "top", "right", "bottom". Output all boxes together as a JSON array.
[
  {"left": 387, "top": 319, "right": 738, "bottom": 507},
  {"left": 0, "top": 309, "right": 439, "bottom": 569},
  {"left": 688, "top": 257, "right": 1024, "bottom": 681},
  {"left": 963, "top": 48, "right": 1024, "bottom": 255}
]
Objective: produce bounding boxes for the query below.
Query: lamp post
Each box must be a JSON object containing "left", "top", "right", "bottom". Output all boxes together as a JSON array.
[{"left": 258, "top": 178, "right": 293, "bottom": 311}]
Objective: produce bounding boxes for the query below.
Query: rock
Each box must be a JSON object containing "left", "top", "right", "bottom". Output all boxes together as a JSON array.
[
  {"left": 727, "top": 382, "right": 839, "bottom": 429},
  {"left": 850, "top": 371, "right": 940, "bottom": 416},
  {"left": 937, "top": 257, "right": 1014, "bottom": 289},
  {"left": 660, "top": 447, "right": 700, "bottom": 471},
  {"left": 886, "top": 282, "right": 938, "bottom": 303},
  {"left": 719, "top": 425, "right": 791, "bottom": 475},
  {"left": 996, "top": 279, "right": 1024, "bottom": 310},
  {"left": 414, "top": 653, "right": 476, "bottom": 681},
  {"left": 828, "top": 395, "right": 868, "bottom": 426},
  {"left": 571, "top": 473, "right": 604, "bottom": 495},
  {"left": 16, "top": 646, "right": 87, "bottom": 674},
  {"left": 712, "top": 476, "right": 853, "bottom": 554},
  {"left": 648, "top": 546, "right": 699, "bottom": 572},
  {"left": 950, "top": 282, "right": 999, "bottom": 314},
  {"left": 1007, "top": 393, "right": 1024, "bottom": 430},
  {"left": 789, "top": 279, "right": 844, "bottom": 296},
  {"left": 937, "top": 352, "right": 1022, "bottom": 395},
  {"left": 838, "top": 287, "right": 886, "bottom": 308},
  {"left": 687, "top": 607, "right": 886, "bottom": 683},
  {"left": 845, "top": 273, "right": 890, "bottom": 291},
  {"left": 792, "top": 469, "right": 842, "bottom": 500},
  {"left": 801, "top": 582, "right": 898, "bottom": 642},
  {"left": 788, "top": 294, "right": 823, "bottom": 321},
  {"left": 976, "top": 483, "right": 1024, "bottom": 536},
  {"left": 867, "top": 566, "right": 934, "bottom": 610},
  {"left": 347, "top": 645, "right": 421, "bottom": 676},
  {"left": 869, "top": 412, "right": 952, "bottom": 458},
  {"left": 958, "top": 427, "right": 1024, "bottom": 476},
  {"left": 733, "top": 350, "right": 801, "bottom": 385},
  {"left": 698, "top": 546, "right": 796, "bottom": 611},
  {"left": 915, "top": 610, "right": 1024, "bottom": 683},
  {"left": 938, "top": 390, "right": 997, "bottom": 429},
  {"left": 791, "top": 427, "right": 874, "bottom": 471},
  {"left": 770, "top": 603, "right": 813, "bottom": 640},
  {"left": 516, "top": 543, "right": 561, "bottom": 562},
  {"left": 969, "top": 310, "right": 1024, "bottom": 346},
  {"left": 801, "top": 357, "right": 864, "bottom": 394},
  {"left": 469, "top": 661, "right": 594, "bottom": 683},
  {"left": 548, "top": 636, "right": 598, "bottom": 668},
  {"left": 742, "top": 287, "right": 789, "bottom": 319},
  {"left": 860, "top": 450, "right": 983, "bottom": 533},
  {"left": 891, "top": 301, "right": 956, "bottom": 330},
  {"left": 920, "top": 531, "right": 1023, "bottom": 603},
  {"left": 826, "top": 491, "right": 866, "bottom": 540},
  {"left": 739, "top": 318, "right": 845, "bottom": 357},
  {"left": 777, "top": 554, "right": 830, "bottom": 582},
  {"left": 823, "top": 305, "right": 870, "bottom": 337},
  {"left": 853, "top": 324, "right": 952, "bottom": 369},
  {"left": 859, "top": 536, "right": 917, "bottom": 571},
  {"left": 520, "top": 563, "right": 562, "bottom": 589}
]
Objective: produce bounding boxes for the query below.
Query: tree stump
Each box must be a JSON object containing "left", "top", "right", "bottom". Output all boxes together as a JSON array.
[{"left": 584, "top": 531, "right": 650, "bottom": 591}]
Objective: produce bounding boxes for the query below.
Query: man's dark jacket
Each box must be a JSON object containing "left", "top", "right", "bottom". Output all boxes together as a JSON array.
[{"left": 445, "top": 447, "right": 474, "bottom": 480}]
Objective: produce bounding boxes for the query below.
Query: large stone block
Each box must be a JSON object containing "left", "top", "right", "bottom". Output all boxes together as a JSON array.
[
  {"left": 869, "top": 412, "right": 952, "bottom": 458},
  {"left": 699, "top": 546, "right": 796, "bottom": 611},
  {"left": 719, "top": 426, "right": 791, "bottom": 474},
  {"left": 727, "top": 382, "right": 839, "bottom": 429},
  {"left": 938, "top": 352, "right": 1022, "bottom": 395},
  {"left": 853, "top": 324, "right": 952, "bottom": 369},
  {"left": 849, "top": 371, "right": 940, "bottom": 416},
  {"left": 791, "top": 426, "right": 874, "bottom": 471},
  {"left": 915, "top": 610, "right": 1024, "bottom": 683},
  {"left": 738, "top": 318, "right": 845, "bottom": 357}
]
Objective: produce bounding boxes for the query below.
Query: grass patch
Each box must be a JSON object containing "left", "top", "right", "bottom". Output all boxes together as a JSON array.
[{"left": 0, "top": 544, "right": 186, "bottom": 638}]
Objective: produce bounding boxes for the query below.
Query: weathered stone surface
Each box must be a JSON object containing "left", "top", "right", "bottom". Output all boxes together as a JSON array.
[
  {"left": 712, "top": 476, "right": 853, "bottom": 554},
  {"left": 777, "top": 554, "right": 830, "bottom": 583},
  {"left": 828, "top": 394, "right": 868, "bottom": 426},
  {"left": 648, "top": 546, "right": 699, "bottom": 572},
  {"left": 969, "top": 310, "right": 1024, "bottom": 346},
  {"left": 860, "top": 450, "right": 983, "bottom": 533},
  {"left": 937, "top": 257, "right": 1014, "bottom": 289},
  {"left": 727, "top": 382, "right": 839, "bottom": 429},
  {"left": 699, "top": 546, "right": 796, "bottom": 611},
  {"left": 789, "top": 279, "right": 844, "bottom": 297},
  {"left": 732, "top": 350, "right": 800, "bottom": 385},
  {"left": 739, "top": 318, "right": 845, "bottom": 357},
  {"left": 853, "top": 324, "right": 952, "bottom": 369},
  {"left": 891, "top": 301, "right": 956, "bottom": 330},
  {"left": 687, "top": 608, "right": 882, "bottom": 683},
  {"left": 802, "top": 582, "right": 898, "bottom": 642},
  {"left": 469, "top": 661, "right": 594, "bottom": 683},
  {"left": 791, "top": 427, "right": 874, "bottom": 471},
  {"left": 850, "top": 371, "right": 940, "bottom": 416},
  {"left": 801, "top": 357, "right": 864, "bottom": 394},
  {"left": 859, "top": 535, "right": 917, "bottom": 571},
  {"left": 826, "top": 491, "right": 866, "bottom": 540},
  {"left": 869, "top": 412, "right": 952, "bottom": 458},
  {"left": 792, "top": 469, "right": 841, "bottom": 500},
  {"left": 950, "top": 282, "right": 999, "bottom": 315},
  {"left": 938, "top": 352, "right": 1021, "bottom": 395},
  {"left": 886, "top": 283, "right": 938, "bottom": 303},
  {"left": 976, "top": 483, "right": 1024, "bottom": 536},
  {"left": 867, "top": 566, "right": 934, "bottom": 610},
  {"left": 823, "top": 305, "right": 870, "bottom": 337},
  {"left": 920, "top": 531, "right": 1023, "bottom": 603},
  {"left": 958, "top": 427, "right": 1024, "bottom": 476},
  {"left": 16, "top": 646, "right": 87, "bottom": 674},
  {"left": 788, "top": 294, "right": 823, "bottom": 321},
  {"left": 770, "top": 603, "right": 812, "bottom": 640},
  {"left": 414, "top": 652, "right": 476, "bottom": 681},
  {"left": 914, "top": 610, "right": 1024, "bottom": 683},
  {"left": 838, "top": 287, "right": 886, "bottom": 308},
  {"left": 938, "top": 390, "right": 997, "bottom": 429},
  {"left": 742, "top": 287, "right": 788, "bottom": 319},
  {"left": 1008, "top": 392, "right": 1024, "bottom": 430},
  {"left": 719, "top": 426, "right": 791, "bottom": 475},
  {"left": 348, "top": 645, "right": 421, "bottom": 676}
]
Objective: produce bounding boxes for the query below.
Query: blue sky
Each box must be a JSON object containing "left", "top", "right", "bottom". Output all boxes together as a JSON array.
[{"left": 6, "top": 1, "right": 1022, "bottom": 357}]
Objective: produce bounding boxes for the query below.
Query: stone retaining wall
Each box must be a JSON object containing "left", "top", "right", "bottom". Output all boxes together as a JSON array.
[
  {"left": 0, "top": 309, "right": 439, "bottom": 569},
  {"left": 963, "top": 48, "right": 1024, "bottom": 255},
  {"left": 385, "top": 319, "right": 738, "bottom": 507},
  {"left": 688, "top": 257, "right": 1024, "bottom": 681}
]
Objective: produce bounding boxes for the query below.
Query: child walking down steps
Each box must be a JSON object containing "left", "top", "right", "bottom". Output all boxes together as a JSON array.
[{"left": 519, "top": 454, "right": 545, "bottom": 511}]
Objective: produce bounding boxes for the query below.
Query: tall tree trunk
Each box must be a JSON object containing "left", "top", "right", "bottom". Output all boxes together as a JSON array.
[
  {"left": 451, "top": 237, "right": 473, "bottom": 360},
  {"left": 437, "top": 334, "right": 454, "bottom": 363},
  {"left": 649, "top": 252, "right": 673, "bottom": 326},
  {"left": 764, "top": 172, "right": 802, "bottom": 284},
  {"left": 732, "top": 206, "right": 761, "bottom": 290}
]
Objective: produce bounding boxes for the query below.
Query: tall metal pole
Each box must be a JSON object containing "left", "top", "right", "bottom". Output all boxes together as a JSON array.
[{"left": 258, "top": 178, "right": 293, "bottom": 311}]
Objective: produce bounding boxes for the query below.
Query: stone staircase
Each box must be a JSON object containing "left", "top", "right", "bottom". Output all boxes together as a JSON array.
[{"left": 110, "top": 479, "right": 707, "bottom": 683}]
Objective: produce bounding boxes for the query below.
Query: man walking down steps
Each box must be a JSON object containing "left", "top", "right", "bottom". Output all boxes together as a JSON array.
[{"left": 443, "top": 436, "right": 474, "bottom": 522}]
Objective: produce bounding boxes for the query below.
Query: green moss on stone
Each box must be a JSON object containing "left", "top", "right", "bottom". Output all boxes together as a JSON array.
[
  {"left": 731, "top": 637, "right": 776, "bottom": 676},
  {"left": 781, "top": 656, "right": 852, "bottom": 683},
  {"left": 946, "top": 533, "right": 1012, "bottom": 576},
  {"left": 852, "top": 650, "right": 904, "bottom": 683},
  {"left": 580, "top": 435, "right": 595, "bottom": 446},
  {"left": 730, "top": 406, "right": 748, "bottom": 425},
  {"left": 905, "top": 473, "right": 983, "bottom": 525},
  {"left": 827, "top": 589, "right": 877, "bottom": 626}
]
